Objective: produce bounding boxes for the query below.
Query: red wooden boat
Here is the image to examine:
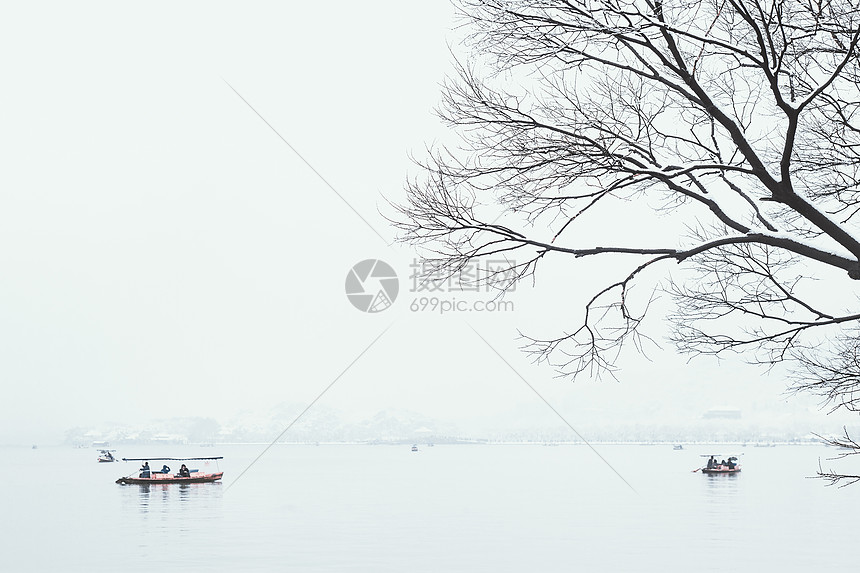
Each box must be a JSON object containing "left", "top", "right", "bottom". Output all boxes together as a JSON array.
[
  {"left": 116, "top": 472, "right": 224, "bottom": 485},
  {"left": 116, "top": 456, "right": 224, "bottom": 485},
  {"left": 701, "top": 466, "right": 741, "bottom": 474}
]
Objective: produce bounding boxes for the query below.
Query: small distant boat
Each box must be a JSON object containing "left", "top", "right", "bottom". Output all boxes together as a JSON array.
[
  {"left": 97, "top": 449, "right": 118, "bottom": 463},
  {"left": 31, "top": 445, "right": 37, "bottom": 450},
  {"left": 116, "top": 456, "right": 224, "bottom": 485},
  {"left": 411, "top": 445, "right": 418, "bottom": 452},
  {"left": 673, "top": 444, "right": 684, "bottom": 450},
  {"left": 696, "top": 455, "right": 741, "bottom": 474}
]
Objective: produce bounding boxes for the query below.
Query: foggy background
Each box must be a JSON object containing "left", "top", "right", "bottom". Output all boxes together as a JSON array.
[{"left": 1, "top": 1, "right": 854, "bottom": 446}]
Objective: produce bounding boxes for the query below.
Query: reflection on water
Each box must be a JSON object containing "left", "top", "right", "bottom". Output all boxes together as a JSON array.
[
  {"left": 699, "top": 470, "right": 743, "bottom": 549},
  {"left": 112, "top": 479, "right": 224, "bottom": 563},
  {"left": 122, "top": 481, "right": 223, "bottom": 518},
  {"left": 703, "top": 474, "right": 741, "bottom": 512},
  {"left": 704, "top": 472, "right": 740, "bottom": 491}
]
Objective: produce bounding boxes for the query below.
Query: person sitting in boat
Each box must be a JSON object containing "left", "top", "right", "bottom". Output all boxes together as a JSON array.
[
  {"left": 727, "top": 458, "right": 736, "bottom": 470},
  {"left": 720, "top": 459, "right": 727, "bottom": 468},
  {"left": 139, "top": 462, "right": 151, "bottom": 478},
  {"left": 707, "top": 456, "right": 716, "bottom": 469},
  {"left": 160, "top": 464, "right": 171, "bottom": 474},
  {"left": 178, "top": 464, "right": 191, "bottom": 478}
]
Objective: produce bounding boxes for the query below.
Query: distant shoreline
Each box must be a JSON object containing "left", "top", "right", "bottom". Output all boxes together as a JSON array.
[{"left": 12, "top": 439, "right": 833, "bottom": 448}]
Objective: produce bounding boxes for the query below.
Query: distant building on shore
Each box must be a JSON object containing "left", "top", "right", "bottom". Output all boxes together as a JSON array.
[{"left": 703, "top": 408, "right": 742, "bottom": 419}]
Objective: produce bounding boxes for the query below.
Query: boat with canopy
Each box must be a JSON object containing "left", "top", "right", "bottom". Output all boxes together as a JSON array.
[
  {"left": 693, "top": 454, "right": 741, "bottom": 474},
  {"left": 116, "top": 456, "right": 224, "bottom": 485}
]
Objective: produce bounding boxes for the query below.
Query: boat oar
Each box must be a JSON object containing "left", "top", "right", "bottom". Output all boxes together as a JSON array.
[
  {"left": 115, "top": 469, "right": 138, "bottom": 484},
  {"left": 117, "top": 462, "right": 150, "bottom": 482},
  {"left": 692, "top": 467, "right": 703, "bottom": 472}
]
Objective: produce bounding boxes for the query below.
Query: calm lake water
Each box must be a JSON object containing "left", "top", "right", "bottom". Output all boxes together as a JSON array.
[{"left": 2, "top": 444, "right": 857, "bottom": 572}]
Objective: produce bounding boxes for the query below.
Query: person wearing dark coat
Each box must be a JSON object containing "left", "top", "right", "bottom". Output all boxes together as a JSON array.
[{"left": 139, "top": 461, "right": 151, "bottom": 478}]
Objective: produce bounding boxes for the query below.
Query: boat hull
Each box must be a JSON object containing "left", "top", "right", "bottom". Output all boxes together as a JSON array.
[
  {"left": 116, "top": 472, "right": 224, "bottom": 485},
  {"left": 701, "top": 468, "right": 741, "bottom": 474}
]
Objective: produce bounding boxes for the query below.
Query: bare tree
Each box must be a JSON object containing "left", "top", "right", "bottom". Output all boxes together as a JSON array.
[
  {"left": 394, "top": 0, "right": 860, "bottom": 483},
  {"left": 814, "top": 427, "right": 860, "bottom": 486}
]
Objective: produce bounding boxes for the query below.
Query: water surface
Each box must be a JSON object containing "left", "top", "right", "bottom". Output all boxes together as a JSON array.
[{"left": 2, "top": 444, "right": 855, "bottom": 571}]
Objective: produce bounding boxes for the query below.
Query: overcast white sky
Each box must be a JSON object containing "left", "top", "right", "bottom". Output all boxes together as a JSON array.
[{"left": 1, "top": 1, "right": 853, "bottom": 444}]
